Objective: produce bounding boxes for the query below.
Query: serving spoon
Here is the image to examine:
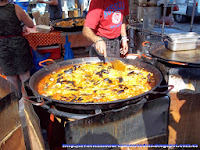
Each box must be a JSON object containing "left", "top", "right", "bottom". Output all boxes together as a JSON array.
[
  {"left": 95, "top": 46, "right": 126, "bottom": 72},
  {"left": 106, "top": 56, "right": 126, "bottom": 72}
]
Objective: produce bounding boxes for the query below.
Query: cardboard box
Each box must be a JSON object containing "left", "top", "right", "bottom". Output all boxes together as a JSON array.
[
  {"left": 68, "top": 10, "right": 78, "bottom": 18},
  {"left": 32, "top": 11, "right": 50, "bottom": 25}
]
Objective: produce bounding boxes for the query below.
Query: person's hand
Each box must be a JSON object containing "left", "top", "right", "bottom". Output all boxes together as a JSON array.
[
  {"left": 22, "top": 26, "right": 28, "bottom": 33},
  {"left": 120, "top": 40, "right": 128, "bottom": 55},
  {"left": 95, "top": 40, "right": 107, "bottom": 57},
  {"left": 50, "top": 25, "right": 54, "bottom": 32}
]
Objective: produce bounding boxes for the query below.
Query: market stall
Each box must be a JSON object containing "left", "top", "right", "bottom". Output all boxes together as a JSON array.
[
  {"left": 23, "top": 15, "right": 91, "bottom": 60},
  {"left": 1, "top": 0, "right": 200, "bottom": 149}
]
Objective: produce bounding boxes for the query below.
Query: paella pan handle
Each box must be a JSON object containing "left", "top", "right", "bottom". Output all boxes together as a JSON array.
[
  {"left": 151, "top": 85, "right": 174, "bottom": 95},
  {"left": 23, "top": 95, "right": 95, "bottom": 119},
  {"left": 167, "top": 61, "right": 188, "bottom": 66},
  {"left": 142, "top": 41, "right": 151, "bottom": 47},
  {"left": 39, "top": 59, "right": 58, "bottom": 71},
  {"left": 142, "top": 54, "right": 188, "bottom": 66},
  {"left": 47, "top": 108, "right": 97, "bottom": 120},
  {"left": 23, "top": 96, "right": 53, "bottom": 106},
  {"left": 142, "top": 53, "right": 155, "bottom": 60},
  {"left": 125, "top": 54, "right": 141, "bottom": 59},
  {"left": 109, "top": 98, "right": 147, "bottom": 113},
  {"left": 46, "top": 99, "right": 147, "bottom": 119}
]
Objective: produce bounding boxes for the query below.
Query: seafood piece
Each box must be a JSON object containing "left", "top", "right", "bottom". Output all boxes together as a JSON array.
[
  {"left": 57, "top": 77, "right": 63, "bottom": 83},
  {"left": 127, "top": 71, "right": 135, "bottom": 76},
  {"left": 64, "top": 68, "right": 73, "bottom": 74},
  {"left": 73, "top": 65, "right": 81, "bottom": 70},
  {"left": 104, "top": 78, "right": 112, "bottom": 83},
  {"left": 117, "top": 90, "right": 124, "bottom": 94},
  {"left": 101, "top": 69, "right": 109, "bottom": 74},
  {"left": 70, "top": 89, "right": 78, "bottom": 91},
  {"left": 96, "top": 71, "right": 103, "bottom": 78},
  {"left": 116, "top": 77, "right": 123, "bottom": 83}
]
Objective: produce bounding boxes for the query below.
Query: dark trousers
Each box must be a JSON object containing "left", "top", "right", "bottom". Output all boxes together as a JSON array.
[{"left": 89, "top": 37, "right": 120, "bottom": 58}]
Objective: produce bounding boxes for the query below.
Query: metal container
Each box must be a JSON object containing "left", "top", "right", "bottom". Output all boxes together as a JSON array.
[{"left": 166, "top": 32, "right": 200, "bottom": 51}]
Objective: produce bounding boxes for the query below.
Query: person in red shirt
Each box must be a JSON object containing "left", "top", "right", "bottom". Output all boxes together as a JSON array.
[{"left": 82, "top": 0, "right": 129, "bottom": 58}]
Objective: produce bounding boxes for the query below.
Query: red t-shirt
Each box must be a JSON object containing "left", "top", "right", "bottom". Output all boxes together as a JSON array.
[{"left": 84, "top": 0, "right": 129, "bottom": 39}]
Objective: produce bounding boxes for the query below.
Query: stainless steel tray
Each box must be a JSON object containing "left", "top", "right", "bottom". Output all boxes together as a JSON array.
[{"left": 166, "top": 32, "right": 200, "bottom": 51}]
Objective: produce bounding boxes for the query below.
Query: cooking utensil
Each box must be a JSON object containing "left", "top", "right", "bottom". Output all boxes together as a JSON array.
[
  {"left": 28, "top": 57, "right": 166, "bottom": 110},
  {"left": 94, "top": 47, "right": 126, "bottom": 71},
  {"left": 111, "top": 59, "right": 126, "bottom": 71},
  {"left": 106, "top": 56, "right": 126, "bottom": 71},
  {"left": 142, "top": 41, "right": 200, "bottom": 67}
]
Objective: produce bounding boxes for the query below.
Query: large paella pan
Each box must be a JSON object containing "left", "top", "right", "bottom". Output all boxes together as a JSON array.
[{"left": 29, "top": 57, "right": 164, "bottom": 110}]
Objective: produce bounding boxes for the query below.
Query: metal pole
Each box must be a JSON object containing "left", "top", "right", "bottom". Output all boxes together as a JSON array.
[
  {"left": 169, "top": 3, "right": 173, "bottom": 27},
  {"left": 128, "top": 0, "right": 133, "bottom": 53},
  {"left": 190, "top": 0, "right": 196, "bottom": 32},
  {"left": 129, "top": 0, "right": 131, "bottom": 25},
  {"left": 161, "top": 0, "right": 167, "bottom": 37}
]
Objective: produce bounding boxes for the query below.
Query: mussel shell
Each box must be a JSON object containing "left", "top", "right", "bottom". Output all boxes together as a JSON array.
[
  {"left": 57, "top": 77, "right": 63, "bottom": 83},
  {"left": 117, "top": 77, "right": 123, "bottom": 83},
  {"left": 73, "top": 65, "right": 81, "bottom": 70},
  {"left": 64, "top": 68, "right": 73, "bottom": 74},
  {"left": 127, "top": 71, "right": 135, "bottom": 76},
  {"left": 101, "top": 69, "right": 109, "bottom": 74},
  {"left": 104, "top": 78, "right": 112, "bottom": 83},
  {"left": 117, "top": 90, "right": 124, "bottom": 94}
]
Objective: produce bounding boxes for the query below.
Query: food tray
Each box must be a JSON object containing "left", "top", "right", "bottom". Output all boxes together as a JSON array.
[
  {"left": 167, "top": 39, "right": 197, "bottom": 51},
  {"left": 36, "top": 25, "right": 51, "bottom": 33},
  {"left": 52, "top": 17, "right": 85, "bottom": 32},
  {"left": 53, "top": 26, "right": 83, "bottom": 32},
  {"left": 166, "top": 32, "right": 200, "bottom": 51}
]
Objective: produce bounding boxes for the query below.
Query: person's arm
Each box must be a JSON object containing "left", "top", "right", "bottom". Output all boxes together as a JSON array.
[
  {"left": 82, "top": 26, "right": 107, "bottom": 57},
  {"left": 120, "top": 0, "right": 129, "bottom": 55},
  {"left": 121, "top": 18, "right": 127, "bottom": 37},
  {"left": 82, "top": 26, "right": 102, "bottom": 43},
  {"left": 37, "top": 0, "right": 58, "bottom": 6},
  {"left": 120, "top": 17, "right": 128, "bottom": 55},
  {"left": 15, "top": 4, "right": 34, "bottom": 28},
  {"left": 83, "top": 0, "right": 107, "bottom": 57}
]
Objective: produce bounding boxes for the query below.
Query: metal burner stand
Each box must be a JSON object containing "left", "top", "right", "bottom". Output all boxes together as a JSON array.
[{"left": 64, "top": 95, "right": 170, "bottom": 147}]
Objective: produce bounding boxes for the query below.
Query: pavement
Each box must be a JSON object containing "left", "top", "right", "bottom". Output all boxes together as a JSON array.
[{"left": 173, "top": 18, "right": 200, "bottom": 34}]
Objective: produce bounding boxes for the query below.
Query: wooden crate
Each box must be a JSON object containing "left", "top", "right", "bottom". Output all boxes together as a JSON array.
[{"left": 0, "top": 94, "right": 26, "bottom": 150}]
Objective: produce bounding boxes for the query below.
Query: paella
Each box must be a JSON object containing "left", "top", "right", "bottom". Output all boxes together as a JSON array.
[{"left": 38, "top": 62, "right": 155, "bottom": 103}]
